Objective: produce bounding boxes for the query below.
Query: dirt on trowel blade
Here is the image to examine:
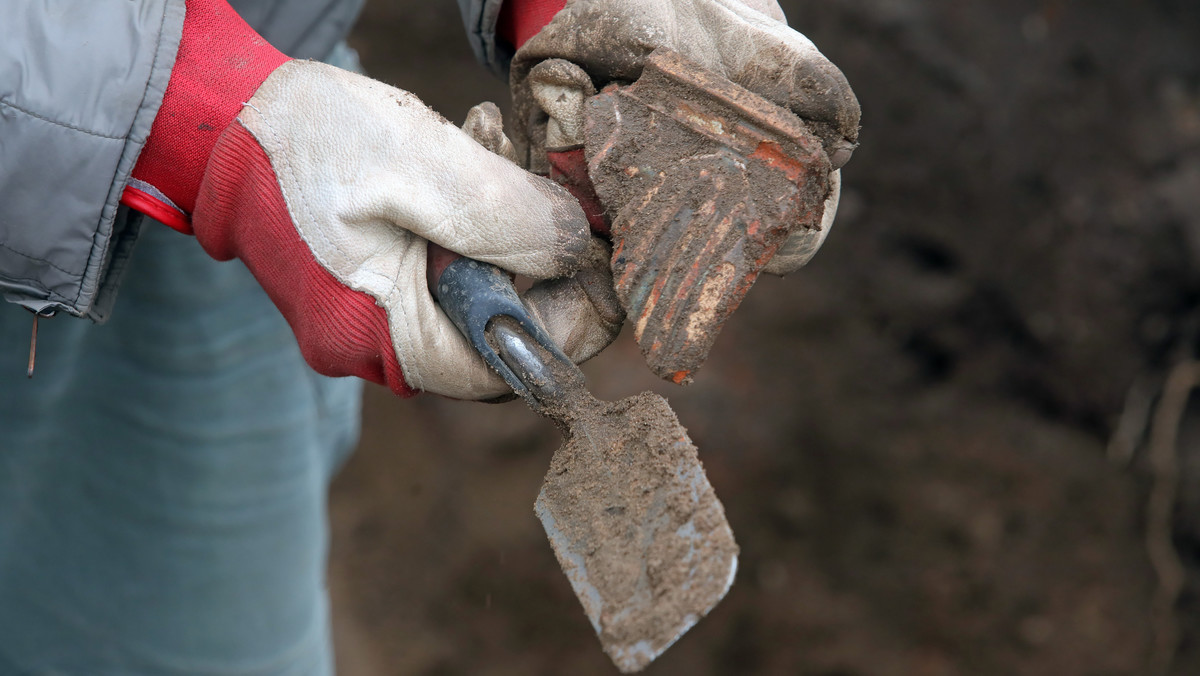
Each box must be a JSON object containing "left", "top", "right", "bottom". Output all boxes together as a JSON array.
[{"left": 535, "top": 388, "right": 739, "bottom": 673}]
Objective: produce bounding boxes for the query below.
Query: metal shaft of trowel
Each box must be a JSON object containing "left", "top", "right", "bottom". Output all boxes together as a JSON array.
[
  {"left": 488, "top": 320, "right": 570, "bottom": 406},
  {"left": 427, "top": 243, "right": 583, "bottom": 412}
]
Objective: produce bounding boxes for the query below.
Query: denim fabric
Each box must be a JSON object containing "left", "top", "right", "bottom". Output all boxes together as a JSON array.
[{"left": 0, "top": 222, "right": 363, "bottom": 674}]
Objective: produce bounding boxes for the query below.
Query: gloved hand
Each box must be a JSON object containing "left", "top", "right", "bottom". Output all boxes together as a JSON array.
[
  {"left": 119, "top": 0, "right": 622, "bottom": 399},
  {"left": 498, "top": 0, "right": 861, "bottom": 275}
]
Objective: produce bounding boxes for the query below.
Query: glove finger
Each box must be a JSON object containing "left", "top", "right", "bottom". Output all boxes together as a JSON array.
[
  {"left": 764, "top": 168, "right": 840, "bottom": 276},
  {"left": 522, "top": 237, "right": 625, "bottom": 364},
  {"left": 396, "top": 111, "right": 589, "bottom": 280},
  {"left": 461, "top": 101, "right": 520, "bottom": 164},
  {"left": 243, "top": 61, "right": 590, "bottom": 281},
  {"left": 700, "top": 0, "right": 860, "bottom": 164},
  {"left": 739, "top": 0, "right": 786, "bottom": 22},
  {"left": 528, "top": 59, "right": 596, "bottom": 151}
]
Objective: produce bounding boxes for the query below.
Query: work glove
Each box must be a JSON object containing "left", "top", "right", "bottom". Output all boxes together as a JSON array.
[
  {"left": 498, "top": 0, "right": 861, "bottom": 275},
  {"left": 119, "top": 0, "right": 622, "bottom": 399}
]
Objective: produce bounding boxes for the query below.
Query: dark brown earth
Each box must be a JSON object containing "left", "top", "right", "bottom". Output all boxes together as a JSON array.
[{"left": 332, "top": 1, "right": 1200, "bottom": 674}]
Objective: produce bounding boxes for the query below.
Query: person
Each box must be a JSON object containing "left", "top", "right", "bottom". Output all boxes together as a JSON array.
[{"left": 0, "top": 0, "right": 858, "bottom": 672}]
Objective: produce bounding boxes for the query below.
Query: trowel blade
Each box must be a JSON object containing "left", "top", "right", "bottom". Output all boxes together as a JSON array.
[{"left": 534, "top": 392, "right": 739, "bottom": 673}]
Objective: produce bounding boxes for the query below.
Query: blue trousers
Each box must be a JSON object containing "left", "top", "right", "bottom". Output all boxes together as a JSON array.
[{"left": 0, "top": 224, "right": 363, "bottom": 674}]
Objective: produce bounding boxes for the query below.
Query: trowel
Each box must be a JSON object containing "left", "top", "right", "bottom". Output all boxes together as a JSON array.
[{"left": 429, "top": 245, "right": 739, "bottom": 673}]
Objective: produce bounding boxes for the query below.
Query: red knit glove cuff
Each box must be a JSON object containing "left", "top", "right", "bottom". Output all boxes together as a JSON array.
[
  {"left": 193, "top": 121, "right": 414, "bottom": 396},
  {"left": 121, "top": 0, "right": 288, "bottom": 234},
  {"left": 497, "top": 0, "right": 567, "bottom": 50}
]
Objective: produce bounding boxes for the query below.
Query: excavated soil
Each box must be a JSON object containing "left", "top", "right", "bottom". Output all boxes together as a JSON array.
[{"left": 331, "top": 2, "right": 1200, "bottom": 675}]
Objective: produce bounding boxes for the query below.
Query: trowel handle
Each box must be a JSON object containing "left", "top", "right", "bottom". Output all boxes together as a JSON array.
[{"left": 427, "top": 243, "right": 574, "bottom": 407}]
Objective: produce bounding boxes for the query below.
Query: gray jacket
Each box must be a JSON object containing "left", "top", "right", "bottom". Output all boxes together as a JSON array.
[{"left": 0, "top": 0, "right": 506, "bottom": 321}]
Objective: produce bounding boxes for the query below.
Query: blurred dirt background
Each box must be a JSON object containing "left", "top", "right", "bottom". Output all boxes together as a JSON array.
[{"left": 330, "top": 1, "right": 1200, "bottom": 674}]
